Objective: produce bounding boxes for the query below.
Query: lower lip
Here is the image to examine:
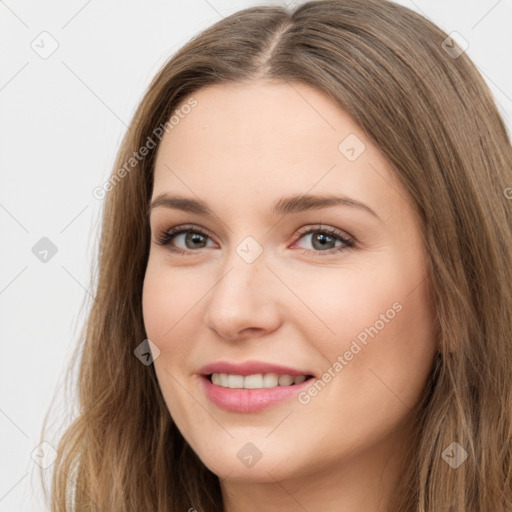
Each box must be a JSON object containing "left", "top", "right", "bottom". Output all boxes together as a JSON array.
[{"left": 200, "top": 375, "right": 314, "bottom": 413}]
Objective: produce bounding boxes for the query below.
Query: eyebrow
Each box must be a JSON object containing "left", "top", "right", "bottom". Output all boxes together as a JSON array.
[{"left": 148, "top": 193, "right": 380, "bottom": 220}]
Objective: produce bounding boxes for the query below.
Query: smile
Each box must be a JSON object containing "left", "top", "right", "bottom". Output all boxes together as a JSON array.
[
  {"left": 210, "top": 372, "right": 311, "bottom": 389},
  {"left": 200, "top": 373, "right": 315, "bottom": 413}
]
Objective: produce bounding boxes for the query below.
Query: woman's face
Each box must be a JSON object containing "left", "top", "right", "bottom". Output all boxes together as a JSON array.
[{"left": 142, "top": 80, "right": 436, "bottom": 484}]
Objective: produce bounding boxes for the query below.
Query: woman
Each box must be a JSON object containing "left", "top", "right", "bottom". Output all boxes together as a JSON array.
[{"left": 42, "top": 0, "right": 512, "bottom": 510}]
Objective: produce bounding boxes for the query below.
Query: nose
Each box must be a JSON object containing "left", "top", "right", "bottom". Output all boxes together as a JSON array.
[{"left": 203, "top": 244, "right": 282, "bottom": 341}]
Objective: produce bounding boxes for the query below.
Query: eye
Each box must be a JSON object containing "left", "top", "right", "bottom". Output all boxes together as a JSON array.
[
  {"left": 292, "top": 225, "right": 354, "bottom": 256},
  {"left": 153, "top": 223, "right": 354, "bottom": 256},
  {"left": 154, "top": 224, "right": 216, "bottom": 255}
]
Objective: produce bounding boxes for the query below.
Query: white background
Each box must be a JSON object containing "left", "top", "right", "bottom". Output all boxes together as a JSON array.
[{"left": 1, "top": 1, "right": 511, "bottom": 510}]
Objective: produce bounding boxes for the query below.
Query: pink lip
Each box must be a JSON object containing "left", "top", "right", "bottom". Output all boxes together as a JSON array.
[
  {"left": 200, "top": 374, "right": 314, "bottom": 413},
  {"left": 198, "top": 360, "right": 314, "bottom": 377},
  {"left": 197, "top": 360, "right": 316, "bottom": 413}
]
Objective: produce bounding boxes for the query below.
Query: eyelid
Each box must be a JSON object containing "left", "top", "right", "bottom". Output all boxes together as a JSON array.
[{"left": 294, "top": 224, "right": 353, "bottom": 242}]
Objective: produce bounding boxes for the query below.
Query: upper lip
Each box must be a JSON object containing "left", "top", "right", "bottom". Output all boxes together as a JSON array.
[{"left": 198, "top": 360, "right": 315, "bottom": 377}]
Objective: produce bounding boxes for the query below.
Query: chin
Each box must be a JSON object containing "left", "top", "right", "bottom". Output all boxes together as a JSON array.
[{"left": 192, "top": 440, "right": 310, "bottom": 484}]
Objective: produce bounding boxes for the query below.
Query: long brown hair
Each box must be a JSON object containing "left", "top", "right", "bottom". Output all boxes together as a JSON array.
[{"left": 41, "top": 0, "right": 512, "bottom": 510}]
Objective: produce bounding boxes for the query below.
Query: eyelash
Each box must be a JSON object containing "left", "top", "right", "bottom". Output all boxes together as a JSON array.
[{"left": 154, "top": 224, "right": 354, "bottom": 257}]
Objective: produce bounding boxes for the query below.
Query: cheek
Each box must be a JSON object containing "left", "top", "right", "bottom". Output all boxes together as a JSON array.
[
  {"left": 282, "top": 253, "right": 429, "bottom": 347},
  {"left": 141, "top": 261, "right": 205, "bottom": 438},
  {"left": 357, "top": 277, "right": 436, "bottom": 405},
  {"left": 295, "top": 250, "right": 436, "bottom": 400},
  {"left": 141, "top": 258, "right": 205, "bottom": 350},
  {"left": 278, "top": 261, "right": 435, "bottom": 466},
  {"left": 142, "top": 271, "right": 173, "bottom": 353}
]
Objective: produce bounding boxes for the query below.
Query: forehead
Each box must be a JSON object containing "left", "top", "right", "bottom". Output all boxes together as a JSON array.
[
  {"left": 152, "top": 80, "right": 406, "bottom": 223},
  {"left": 157, "top": 80, "right": 361, "bottom": 164}
]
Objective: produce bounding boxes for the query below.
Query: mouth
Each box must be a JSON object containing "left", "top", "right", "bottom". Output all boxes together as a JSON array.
[
  {"left": 206, "top": 372, "right": 315, "bottom": 389},
  {"left": 199, "top": 372, "right": 316, "bottom": 413}
]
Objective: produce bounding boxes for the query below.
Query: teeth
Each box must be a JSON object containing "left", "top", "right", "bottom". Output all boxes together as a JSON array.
[
  {"left": 278, "top": 375, "right": 294, "bottom": 386},
  {"left": 244, "top": 374, "right": 263, "bottom": 389},
  {"left": 210, "top": 372, "right": 309, "bottom": 389},
  {"left": 219, "top": 373, "right": 229, "bottom": 387},
  {"left": 263, "top": 372, "right": 279, "bottom": 388},
  {"left": 227, "top": 374, "right": 244, "bottom": 388}
]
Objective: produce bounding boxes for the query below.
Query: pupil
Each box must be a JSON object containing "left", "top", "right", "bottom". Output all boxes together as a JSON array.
[
  {"left": 186, "top": 233, "right": 206, "bottom": 248},
  {"left": 313, "top": 232, "right": 334, "bottom": 250}
]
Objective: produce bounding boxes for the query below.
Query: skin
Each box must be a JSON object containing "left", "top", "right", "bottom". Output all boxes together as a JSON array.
[{"left": 142, "top": 79, "right": 437, "bottom": 512}]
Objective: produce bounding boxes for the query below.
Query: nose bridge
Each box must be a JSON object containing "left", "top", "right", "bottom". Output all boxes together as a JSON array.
[
  {"left": 203, "top": 233, "right": 280, "bottom": 338},
  {"left": 213, "top": 234, "right": 268, "bottom": 308}
]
